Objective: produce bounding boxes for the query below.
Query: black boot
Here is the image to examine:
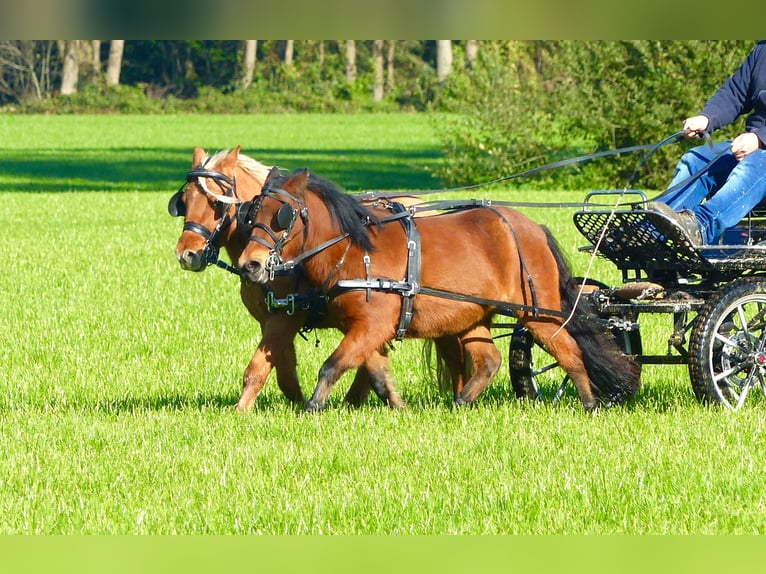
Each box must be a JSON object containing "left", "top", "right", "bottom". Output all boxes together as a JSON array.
[{"left": 646, "top": 201, "right": 703, "bottom": 245}]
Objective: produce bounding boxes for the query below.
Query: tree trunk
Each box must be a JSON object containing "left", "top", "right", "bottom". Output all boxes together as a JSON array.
[
  {"left": 105, "top": 40, "right": 124, "bottom": 87},
  {"left": 436, "top": 40, "right": 453, "bottom": 81},
  {"left": 372, "top": 40, "right": 384, "bottom": 102},
  {"left": 345, "top": 40, "right": 356, "bottom": 83},
  {"left": 465, "top": 40, "right": 478, "bottom": 69},
  {"left": 283, "top": 40, "right": 294, "bottom": 66},
  {"left": 91, "top": 40, "right": 101, "bottom": 83},
  {"left": 241, "top": 40, "right": 257, "bottom": 89},
  {"left": 386, "top": 41, "right": 395, "bottom": 94},
  {"left": 60, "top": 40, "right": 79, "bottom": 95}
]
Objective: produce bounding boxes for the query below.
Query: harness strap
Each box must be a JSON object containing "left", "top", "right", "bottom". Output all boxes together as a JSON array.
[
  {"left": 183, "top": 221, "right": 213, "bottom": 240},
  {"left": 419, "top": 286, "right": 566, "bottom": 318},
  {"left": 484, "top": 206, "right": 540, "bottom": 317},
  {"left": 249, "top": 222, "right": 282, "bottom": 246},
  {"left": 268, "top": 233, "right": 351, "bottom": 277},
  {"left": 331, "top": 280, "right": 566, "bottom": 319},
  {"left": 394, "top": 203, "right": 421, "bottom": 340}
]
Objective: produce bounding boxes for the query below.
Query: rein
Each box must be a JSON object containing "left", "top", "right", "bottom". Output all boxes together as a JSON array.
[{"left": 354, "top": 133, "right": 687, "bottom": 204}]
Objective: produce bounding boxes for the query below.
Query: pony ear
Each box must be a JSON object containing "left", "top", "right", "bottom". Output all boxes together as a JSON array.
[
  {"left": 291, "top": 168, "right": 310, "bottom": 192},
  {"left": 221, "top": 146, "right": 241, "bottom": 168},
  {"left": 264, "top": 166, "right": 281, "bottom": 185},
  {"left": 192, "top": 146, "right": 206, "bottom": 168}
]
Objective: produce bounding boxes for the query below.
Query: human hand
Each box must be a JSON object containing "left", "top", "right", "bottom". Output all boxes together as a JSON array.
[
  {"left": 682, "top": 115, "right": 710, "bottom": 138},
  {"left": 730, "top": 132, "right": 761, "bottom": 161}
]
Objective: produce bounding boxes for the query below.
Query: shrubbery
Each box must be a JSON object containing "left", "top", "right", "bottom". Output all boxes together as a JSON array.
[
  {"left": 7, "top": 41, "right": 756, "bottom": 191},
  {"left": 436, "top": 40, "right": 752, "bottom": 190}
]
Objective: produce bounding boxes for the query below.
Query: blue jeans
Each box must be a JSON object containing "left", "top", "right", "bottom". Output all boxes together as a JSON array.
[{"left": 653, "top": 141, "right": 766, "bottom": 244}]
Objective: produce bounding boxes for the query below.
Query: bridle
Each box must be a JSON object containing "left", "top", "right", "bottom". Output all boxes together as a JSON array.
[
  {"left": 239, "top": 183, "right": 355, "bottom": 281},
  {"left": 168, "top": 166, "right": 242, "bottom": 274}
]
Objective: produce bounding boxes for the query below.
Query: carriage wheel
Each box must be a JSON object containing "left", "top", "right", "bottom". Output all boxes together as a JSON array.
[
  {"left": 509, "top": 325, "right": 642, "bottom": 402},
  {"left": 508, "top": 276, "right": 642, "bottom": 403},
  {"left": 509, "top": 327, "right": 568, "bottom": 402},
  {"left": 688, "top": 277, "right": 766, "bottom": 410}
]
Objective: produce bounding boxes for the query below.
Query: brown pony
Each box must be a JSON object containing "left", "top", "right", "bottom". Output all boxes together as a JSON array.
[
  {"left": 238, "top": 168, "right": 642, "bottom": 412},
  {"left": 170, "top": 147, "right": 468, "bottom": 410}
]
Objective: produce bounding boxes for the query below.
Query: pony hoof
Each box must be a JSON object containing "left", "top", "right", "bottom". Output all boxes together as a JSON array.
[
  {"left": 582, "top": 401, "right": 600, "bottom": 413},
  {"left": 235, "top": 400, "right": 254, "bottom": 413},
  {"left": 304, "top": 401, "right": 324, "bottom": 413},
  {"left": 454, "top": 396, "right": 472, "bottom": 409}
]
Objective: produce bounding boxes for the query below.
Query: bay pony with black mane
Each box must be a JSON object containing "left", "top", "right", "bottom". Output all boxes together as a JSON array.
[
  {"left": 238, "top": 167, "right": 641, "bottom": 411},
  {"left": 170, "top": 147, "right": 468, "bottom": 410}
]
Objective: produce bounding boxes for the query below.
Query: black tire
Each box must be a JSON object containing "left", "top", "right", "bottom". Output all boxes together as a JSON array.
[
  {"left": 508, "top": 278, "right": 642, "bottom": 402},
  {"left": 508, "top": 327, "right": 545, "bottom": 401},
  {"left": 688, "top": 276, "right": 766, "bottom": 410}
]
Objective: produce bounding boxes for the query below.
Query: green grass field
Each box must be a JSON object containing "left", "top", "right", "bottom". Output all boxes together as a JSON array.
[{"left": 2, "top": 114, "right": 766, "bottom": 534}]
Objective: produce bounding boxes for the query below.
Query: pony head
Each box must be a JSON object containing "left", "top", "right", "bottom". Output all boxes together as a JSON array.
[
  {"left": 237, "top": 168, "right": 380, "bottom": 284},
  {"left": 169, "top": 146, "right": 271, "bottom": 271}
]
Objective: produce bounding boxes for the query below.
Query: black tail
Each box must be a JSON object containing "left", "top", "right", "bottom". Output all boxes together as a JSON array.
[{"left": 543, "top": 226, "right": 641, "bottom": 405}]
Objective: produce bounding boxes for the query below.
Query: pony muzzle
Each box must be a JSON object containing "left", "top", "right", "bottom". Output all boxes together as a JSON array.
[
  {"left": 177, "top": 248, "right": 206, "bottom": 272},
  {"left": 240, "top": 250, "right": 285, "bottom": 283},
  {"left": 239, "top": 255, "right": 270, "bottom": 284}
]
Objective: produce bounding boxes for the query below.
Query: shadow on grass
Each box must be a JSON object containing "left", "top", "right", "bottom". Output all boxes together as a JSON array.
[
  {"left": 470, "top": 372, "right": 715, "bottom": 414},
  {"left": 91, "top": 390, "right": 307, "bottom": 414},
  {"left": 0, "top": 146, "right": 444, "bottom": 193}
]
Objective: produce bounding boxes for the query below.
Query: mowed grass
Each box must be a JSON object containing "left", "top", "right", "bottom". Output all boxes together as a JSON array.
[{"left": 2, "top": 114, "right": 766, "bottom": 534}]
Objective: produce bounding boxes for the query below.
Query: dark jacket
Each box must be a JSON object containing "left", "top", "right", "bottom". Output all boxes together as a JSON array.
[{"left": 701, "top": 41, "right": 766, "bottom": 146}]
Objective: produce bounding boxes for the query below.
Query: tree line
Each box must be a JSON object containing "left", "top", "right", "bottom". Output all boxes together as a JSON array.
[
  {"left": 1, "top": 40, "right": 756, "bottom": 190},
  {"left": 0, "top": 40, "right": 472, "bottom": 106}
]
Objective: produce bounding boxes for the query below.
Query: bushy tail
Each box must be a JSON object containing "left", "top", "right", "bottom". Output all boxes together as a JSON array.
[{"left": 543, "top": 226, "right": 641, "bottom": 405}]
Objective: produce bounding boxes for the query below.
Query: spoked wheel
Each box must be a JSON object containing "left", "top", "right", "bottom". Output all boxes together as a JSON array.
[
  {"left": 509, "top": 324, "right": 642, "bottom": 402},
  {"left": 689, "top": 277, "right": 766, "bottom": 410},
  {"left": 508, "top": 327, "right": 569, "bottom": 402},
  {"left": 508, "top": 278, "right": 642, "bottom": 403}
]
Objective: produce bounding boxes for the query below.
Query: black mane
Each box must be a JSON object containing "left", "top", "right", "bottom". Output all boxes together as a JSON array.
[{"left": 289, "top": 170, "right": 381, "bottom": 252}]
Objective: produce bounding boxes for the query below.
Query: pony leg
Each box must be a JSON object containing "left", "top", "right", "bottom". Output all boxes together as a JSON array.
[
  {"left": 272, "top": 342, "right": 306, "bottom": 405},
  {"left": 523, "top": 320, "right": 598, "bottom": 410},
  {"left": 237, "top": 343, "right": 274, "bottom": 412},
  {"left": 237, "top": 331, "right": 305, "bottom": 412},
  {"left": 344, "top": 369, "right": 374, "bottom": 407},
  {"left": 454, "top": 326, "right": 501, "bottom": 406},
  {"left": 306, "top": 329, "right": 395, "bottom": 412},
  {"left": 344, "top": 347, "right": 405, "bottom": 408},
  {"left": 360, "top": 348, "right": 405, "bottom": 409}
]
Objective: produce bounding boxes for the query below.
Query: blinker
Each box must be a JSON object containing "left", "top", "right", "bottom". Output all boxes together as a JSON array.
[
  {"left": 237, "top": 200, "right": 255, "bottom": 228},
  {"left": 168, "top": 189, "right": 185, "bottom": 217},
  {"left": 276, "top": 203, "right": 294, "bottom": 230}
]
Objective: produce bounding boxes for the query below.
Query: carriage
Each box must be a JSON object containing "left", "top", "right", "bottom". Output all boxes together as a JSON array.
[
  {"left": 171, "top": 140, "right": 766, "bottom": 413},
  {"left": 509, "top": 190, "right": 766, "bottom": 411}
]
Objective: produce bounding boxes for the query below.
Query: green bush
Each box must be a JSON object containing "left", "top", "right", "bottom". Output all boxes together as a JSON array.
[{"left": 436, "top": 41, "right": 753, "bottom": 191}]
